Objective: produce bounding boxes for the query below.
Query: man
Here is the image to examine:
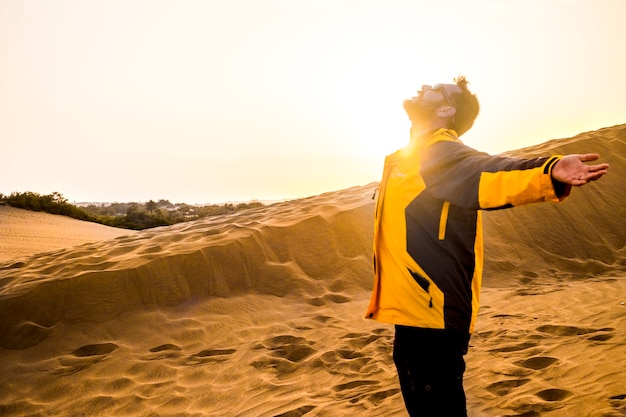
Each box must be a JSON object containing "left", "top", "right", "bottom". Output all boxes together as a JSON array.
[{"left": 365, "top": 76, "right": 609, "bottom": 416}]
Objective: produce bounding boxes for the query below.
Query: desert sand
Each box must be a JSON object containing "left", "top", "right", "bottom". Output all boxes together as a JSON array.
[
  {"left": 0, "top": 205, "right": 136, "bottom": 263},
  {"left": 1, "top": 124, "right": 625, "bottom": 417}
]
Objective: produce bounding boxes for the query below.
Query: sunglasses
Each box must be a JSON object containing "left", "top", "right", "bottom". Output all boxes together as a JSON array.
[{"left": 430, "top": 84, "right": 454, "bottom": 108}]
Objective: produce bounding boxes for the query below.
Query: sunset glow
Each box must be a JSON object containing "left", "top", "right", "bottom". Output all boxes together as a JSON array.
[{"left": 1, "top": 0, "right": 625, "bottom": 203}]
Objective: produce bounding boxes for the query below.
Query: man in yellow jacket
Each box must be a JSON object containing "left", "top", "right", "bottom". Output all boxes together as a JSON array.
[{"left": 365, "top": 76, "right": 609, "bottom": 416}]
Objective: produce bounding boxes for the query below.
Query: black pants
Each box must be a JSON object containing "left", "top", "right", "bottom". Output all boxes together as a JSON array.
[{"left": 393, "top": 325, "right": 470, "bottom": 417}]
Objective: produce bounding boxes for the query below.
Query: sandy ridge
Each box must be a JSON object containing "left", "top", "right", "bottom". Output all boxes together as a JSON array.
[
  {"left": 0, "top": 184, "right": 376, "bottom": 349},
  {"left": 0, "top": 205, "right": 135, "bottom": 262}
]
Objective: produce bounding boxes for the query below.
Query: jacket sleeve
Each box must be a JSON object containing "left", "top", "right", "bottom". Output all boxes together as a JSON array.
[{"left": 420, "top": 140, "right": 571, "bottom": 210}]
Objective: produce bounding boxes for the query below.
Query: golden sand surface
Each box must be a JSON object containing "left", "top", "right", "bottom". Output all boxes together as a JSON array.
[
  {"left": 1, "top": 124, "right": 625, "bottom": 416},
  {"left": 0, "top": 205, "right": 135, "bottom": 262}
]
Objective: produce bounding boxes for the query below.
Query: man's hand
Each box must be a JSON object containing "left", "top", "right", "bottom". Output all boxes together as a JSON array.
[{"left": 552, "top": 154, "right": 609, "bottom": 186}]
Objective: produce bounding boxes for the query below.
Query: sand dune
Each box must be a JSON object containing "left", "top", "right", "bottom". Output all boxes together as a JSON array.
[
  {"left": 482, "top": 124, "right": 626, "bottom": 285},
  {"left": 0, "top": 205, "right": 135, "bottom": 263},
  {"left": 1, "top": 124, "right": 625, "bottom": 416}
]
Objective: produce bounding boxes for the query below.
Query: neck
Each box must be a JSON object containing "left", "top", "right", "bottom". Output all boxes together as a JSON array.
[
  {"left": 409, "top": 113, "right": 453, "bottom": 138},
  {"left": 410, "top": 125, "right": 445, "bottom": 142}
]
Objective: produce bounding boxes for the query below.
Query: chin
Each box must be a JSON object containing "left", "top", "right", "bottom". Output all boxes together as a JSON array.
[
  {"left": 403, "top": 98, "right": 420, "bottom": 118},
  {"left": 403, "top": 98, "right": 435, "bottom": 123}
]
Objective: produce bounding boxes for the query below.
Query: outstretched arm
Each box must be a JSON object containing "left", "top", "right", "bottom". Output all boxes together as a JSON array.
[{"left": 551, "top": 154, "right": 609, "bottom": 186}]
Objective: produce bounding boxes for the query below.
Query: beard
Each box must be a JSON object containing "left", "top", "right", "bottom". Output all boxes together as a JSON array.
[{"left": 403, "top": 96, "right": 439, "bottom": 124}]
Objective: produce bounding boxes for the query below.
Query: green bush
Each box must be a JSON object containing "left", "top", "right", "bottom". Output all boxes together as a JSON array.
[{"left": 0, "top": 192, "right": 264, "bottom": 230}]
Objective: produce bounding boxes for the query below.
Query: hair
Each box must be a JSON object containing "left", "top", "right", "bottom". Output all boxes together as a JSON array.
[{"left": 449, "top": 75, "right": 480, "bottom": 136}]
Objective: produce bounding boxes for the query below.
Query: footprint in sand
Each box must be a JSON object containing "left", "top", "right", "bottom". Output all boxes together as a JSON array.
[
  {"left": 53, "top": 343, "right": 119, "bottom": 375},
  {"left": 609, "top": 393, "right": 626, "bottom": 413},
  {"left": 194, "top": 348, "right": 237, "bottom": 357},
  {"left": 515, "top": 356, "right": 559, "bottom": 370},
  {"left": 315, "top": 329, "right": 393, "bottom": 378},
  {"left": 536, "top": 324, "right": 615, "bottom": 337},
  {"left": 317, "top": 350, "right": 371, "bottom": 378},
  {"left": 368, "top": 388, "right": 401, "bottom": 406},
  {"left": 536, "top": 325, "right": 616, "bottom": 344},
  {"left": 249, "top": 335, "right": 317, "bottom": 375},
  {"left": 339, "top": 328, "right": 393, "bottom": 350},
  {"left": 149, "top": 343, "right": 182, "bottom": 353},
  {"left": 145, "top": 343, "right": 183, "bottom": 360},
  {"left": 312, "top": 315, "right": 336, "bottom": 324},
  {"left": 609, "top": 393, "right": 626, "bottom": 403},
  {"left": 334, "top": 379, "right": 379, "bottom": 392},
  {"left": 506, "top": 388, "right": 574, "bottom": 415},
  {"left": 486, "top": 378, "right": 531, "bottom": 396},
  {"left": 587, "top": 331, "right": 615, "bottom": 342},
  {"left": 504, "top": 411, "right": 541, "bottom": 417},
  {"left": 535, "top": 388, "right": 573, "bottom": 402},
  {"left": 72, "top": 342, "right": 119, "bottom": 357},
  {"left": 487, "top": 342, "right": 538, "bottom": 353},
  {"left": 183, "top": 347, "right": 237, "bottom": 365}
]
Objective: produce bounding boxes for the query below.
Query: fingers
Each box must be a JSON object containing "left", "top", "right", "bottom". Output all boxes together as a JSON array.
[
  {"left": 577, "top": 153, "right": 600, "bottom": 162},
  {"left": 584, "top": 158, "right": 609, "bottom": 178},
  {"left": 553, "top": 153, "right": 609, "bottom": 186},
  {"left": 573, "top": 154, "right": 609, "bottom": 185},
  {"left": 576, "top": 166, "right": 609, "bottom": 185},
  {"left": 588, "top": 169, "right": 609, "bottom": 181},
  {"left": 588, "top": 163, "right": 610, "bottom": 172}
]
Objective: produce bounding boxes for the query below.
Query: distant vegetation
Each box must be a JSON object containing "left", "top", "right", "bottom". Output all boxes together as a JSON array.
[{"left": 0, "top": 191, "right": 264, "bottom": 230}]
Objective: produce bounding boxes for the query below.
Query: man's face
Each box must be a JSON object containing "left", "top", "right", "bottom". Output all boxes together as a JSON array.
[{"left": 403, "top": 83, "right": 460, "bottom": 124}]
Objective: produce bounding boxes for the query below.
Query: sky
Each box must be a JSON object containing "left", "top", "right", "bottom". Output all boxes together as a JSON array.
[{"left": 1, "top": 0, "right": 625, "bottom": 204}]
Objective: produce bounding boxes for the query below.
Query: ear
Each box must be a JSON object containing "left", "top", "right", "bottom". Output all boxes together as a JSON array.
[{"left": 436, "top": 105, "right": 456, "bottom": 119}]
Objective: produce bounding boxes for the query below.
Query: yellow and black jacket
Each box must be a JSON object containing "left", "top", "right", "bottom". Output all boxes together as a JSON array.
[{"left": 366, "top": 129, "right": 571, "bottom": 335}]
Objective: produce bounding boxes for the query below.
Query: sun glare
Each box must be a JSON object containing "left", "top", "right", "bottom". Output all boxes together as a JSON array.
[{"left": 1, "top": 1, "right": 625, "bottom": 203}]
